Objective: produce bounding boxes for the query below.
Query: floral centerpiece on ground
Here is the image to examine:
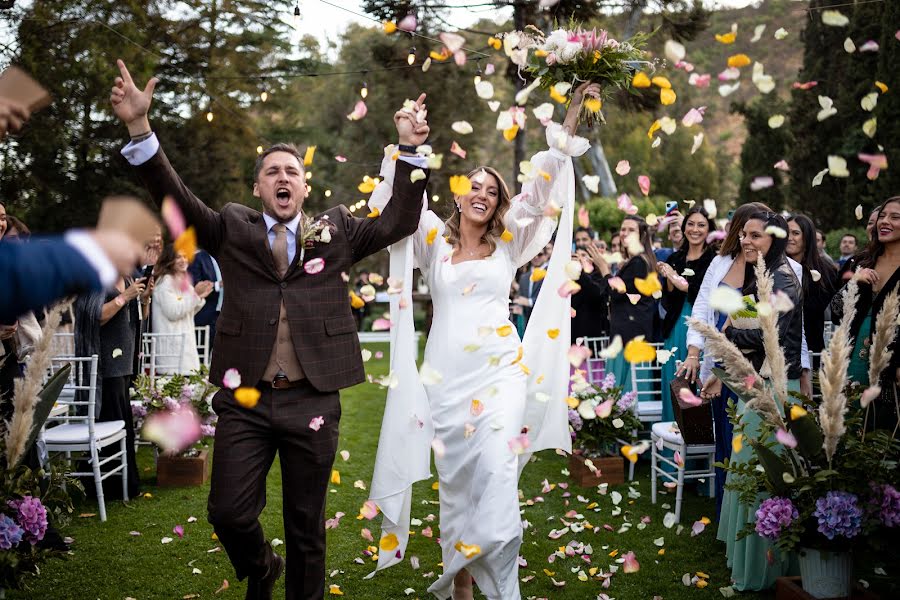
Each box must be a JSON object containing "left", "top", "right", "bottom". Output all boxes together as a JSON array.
[
  {"left": 690, "top": 256, "right": 900, "bottom": 596},
  {"left": 568, "top": 372, "right": 641, "bottom": 458},
  {"left": 131, "top": 366, "right": 218, "bottom": 456},
  {"left": 500, "top": 22, "right": 653, "bottom": 126}
]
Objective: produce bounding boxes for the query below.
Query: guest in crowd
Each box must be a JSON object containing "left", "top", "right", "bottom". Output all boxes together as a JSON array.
[
  {"left": 74, "top": 267, "right": 152, "bottom": 499},
  {"left": 592, "top": 215, "right": 657, "bottom": 390},
  {"left": 188, "top": 248, "right": 224, "bottom": 355},
  {"left": 654, "top": 218, "right": 683, "bottom": 263},
  {"left": 837, "top": 233, "right": 858, "bottom": 268},
  {"left": 571, "top": 229, "right": 609, "bottom": 341},
  {"left": 839, "top": 209, "right": 879, "bottom": 281},
  {"left": 657, "top": 207, "right": 716, "bottom": 424},
  {"left": 711, "top": 211, "right": 804, "bottom": 591},
  {"left": 833, "top": 196, "right": 900, "bottom": 433},
  {"left": 151, "top": 245, "right": 213, "bottom": 375},
  {"left": 4, "top": 214, "right": 29, "bottom": 241},
  {"left": 814, "top": 229, "right": 834, "bottom": 266},
  {"left": 786, "top": 215, "right": 839, "bottom": 378}
]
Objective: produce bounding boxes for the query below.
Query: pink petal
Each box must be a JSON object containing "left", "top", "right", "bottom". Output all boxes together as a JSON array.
[
  {"left": 222, "top": 368, "right": 241, "bottom": 390},
  {"left": 335, "top": 155, "right": 348, "bottom": 163},
  {"left": 398, "top": 14, "right": 418, "bottom": 32},
  {"left": 361, "top": 528, "right": 374, "bottom": 541},
  {"left": 691, "top": 519, "right": 707, "bottom": 536},
  {"left": 485, "top": 63, "right": 496, "bottom": 75},
  {"left": 774, "top": 159, "right": 790, "bottom": 171},
  {"left": 567, "top": 344, "right": 592, "bottom": 368},
  {"left": 557, "top": 280, "right": 581, "bottom": 298},
  {"left": 450, "top": 141, "right": 467, "bottom": 158},
  {"left": 174, "top": 525, "right": 184, "bottom": 538},
  {"left": 508, "top": 432, "right": 531, "bottom": 455},
  {"left": 347, "top": 100, "right": 368, "bottom": 121},
  {"left": 578, "top": 205, "right": 591, "bottom": 228},
  {"left": 674, "top": 451, "right": 684, "bottom": 467},
  {"left": 622, "top": 551, "right": 640, "bottom": 573},
  {"left": 595, "top": 399, "right": 614, "bottom": 418},
  {"left": 372, "top": 318, "right": 392, "bottom": 331},
  {"left": 792, "top": 81, "right": 818, "bottom": 90},
  {"left": 744, "top": 374, "right": 757, "bottom": 389},
  {"left": 309, "top": 416, "right": 325, "bottom": 431},
  {"left": 678, "top": 387, "right": 703, "bottom": 407},
  {"left": 776, "top": 428, "right": 797, "bottom": 448},
  {"left": 750, "top": 176, "right": 775, "bottom": 191},
  {"left": 161, "top": 196, "right": 186, "bottom": 239},
  {"left": 303, "top": 257, "right": 325, "bottom": 275},
  {"left": 617, "top": 193, "right": 638, "bottom": 215},
  {"left": 682, "top": 107, "right": 706, "bottom": 127},
  {"left": 688, "top": 73, "right": 711, "bottom": 88},
  {"left": 615, "top": 160, "right": 631, "bottom": 176},
  {"left": 359, "top": 500, "right": 378, "bottom": 520},
  {"left": 637, "top": 175, "right": 651, "bottom": 196},
  {"left": 453, "top": 50, "right": 467, "bottom": 66},
  {"left": 859, "top": 40, "right": 879, "bottom": 52}
]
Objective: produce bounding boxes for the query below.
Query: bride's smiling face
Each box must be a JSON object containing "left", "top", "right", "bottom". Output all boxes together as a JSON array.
[{"left": 457, "top": 170, "right": 500, "bottom": 226}]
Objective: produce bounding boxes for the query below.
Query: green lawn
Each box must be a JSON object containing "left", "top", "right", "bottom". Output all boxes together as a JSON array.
[{"left": 12, "top": 344, "right": 770, "bottom": 600}]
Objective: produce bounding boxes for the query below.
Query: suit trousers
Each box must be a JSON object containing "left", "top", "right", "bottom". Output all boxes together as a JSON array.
[{"left": 207, "top": 381, "right": 341, "bottom": 600}]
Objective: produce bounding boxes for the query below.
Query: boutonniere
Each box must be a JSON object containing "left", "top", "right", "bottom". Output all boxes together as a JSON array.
[{"left": 300, "top": 215, "right": 334, "bottom": 249}]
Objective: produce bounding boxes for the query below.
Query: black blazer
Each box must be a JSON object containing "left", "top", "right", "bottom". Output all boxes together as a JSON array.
[
  {"left": 660, "top": 247, "right": 715, "bottom": 340},
  {"left": 571, "top": 270, "right": 609, "bottom": 340},
  {"left": 600, "top": 257, "right": 657, "bottom": 343}
]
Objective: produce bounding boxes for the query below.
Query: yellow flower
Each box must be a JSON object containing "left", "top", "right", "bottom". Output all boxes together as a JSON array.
[
  {"left": 660, "top": 88, "right": 677, "bottom": 106},
  {"left": 632, "top": 72, "right": 651, "bottom": 88},
  {"left": 732, "top": 433, "right": 744, "bottom": 454},
  {"left": 624, "top": 339, "right": 656, "bottom": 363},
  {"left": 500, "top": 229, "right": 514, "bottom": 242},
  {"left": 449, "top": 175, "right": 472, "bottom": 196},
  {"left": 727, "top": 54, "right": 752, "bottom": 68},
  {"left": 234, "top": 387, "right": 260, "bottom": 409},
  {"left": 174, "top": 227, "right": 197, "bottom": 264}
]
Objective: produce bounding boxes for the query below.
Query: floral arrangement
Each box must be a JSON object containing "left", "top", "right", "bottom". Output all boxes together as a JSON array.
[
  {"left": 501, "top": 23, "right": 652, "bottom": 126},
  {"left": 691, "top": 256, "right": 900, "bottom": 557},
  {"left": 131, "top": 366, "right": 218, "bottom": 456},
  {"left": 568, "top": 372, "right": 641, "bottom": 457}
]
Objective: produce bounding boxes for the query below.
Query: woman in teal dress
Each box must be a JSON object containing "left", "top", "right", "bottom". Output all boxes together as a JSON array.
[
  {"left": 832, "top": 195, "right": 900, "bottom": 433},
  {"left": 706, "top": 211, "right": 805, "bottom": 591},
  {"left": 657, "top": 207, "right": 717, "bottom": 423}
]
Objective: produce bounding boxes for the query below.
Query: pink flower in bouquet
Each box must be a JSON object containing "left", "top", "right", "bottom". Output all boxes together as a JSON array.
[
  {"left": 573, "top": 28, "right": 607, "bottom": 52},
  {"left": 546, "top": 53, "right": 558, "bottom": 66},
  {"left": 7, "top": 496, "right": 47, "bottom": 544}
]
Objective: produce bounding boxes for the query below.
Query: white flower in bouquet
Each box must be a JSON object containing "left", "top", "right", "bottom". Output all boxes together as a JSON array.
[
  {"left": 577, "top": 400, "right": 597, "bottom": 420},
  {"left": 558, "top": 40, "right": 584, "bottom": 64},
  {"left": 542, "top": 29, "right": 569, "bottom": 53}
]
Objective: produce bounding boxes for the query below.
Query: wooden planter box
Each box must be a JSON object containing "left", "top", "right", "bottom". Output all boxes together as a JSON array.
[
  {"left": 157, "top": 450, "right": 210, "bottom": 487},
  {"left": 775, "top": 577, "right": 879, "bottom": 600},
  {"left": 568, "top": 454, "right": 625, "bottom": 487}
]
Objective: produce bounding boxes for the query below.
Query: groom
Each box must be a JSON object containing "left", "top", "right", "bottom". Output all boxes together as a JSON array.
[{"left": 110, "top": 60, "right": 430, "bottom": 599}]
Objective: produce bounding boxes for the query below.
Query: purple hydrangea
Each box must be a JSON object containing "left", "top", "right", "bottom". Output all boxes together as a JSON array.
[
  {"left": 200, "top": 424, "right": 216, "bottom": 438},
  {"left": 617, "top": 391, "right": 637, "bottom": 411},
  {"left": 568, "top": 409, "right": 583, "bottom": 432},
  {"left": 0, "top": 513, "right": 23, "bottom": 549},
  {"left": 180, "top": 384, "right": 194, "bottom": 402},
  {"left": 814, "top": 491, "right": 863, "bottom": 540},
  {"left": 131, "top": 403, "right": 148, "bottom": 420},
  {"left": 8, "top": 496, "right": 48, "bottom": 544},
  {"left": 755, "top": 497, "right": 798, "bottom": 541},
  {"left": 163, "top": 397, "right": 180, "bottom": 412},
  {"left": 599, "top": 373, "right": 617, "bottom": 392},
  {"left": 870, "top": 483, "right": 900, "bottom": 527}
]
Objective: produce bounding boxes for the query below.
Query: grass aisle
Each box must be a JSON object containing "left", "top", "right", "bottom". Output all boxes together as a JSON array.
[{"left": 14, "top": 344, "right": 768, "bottom": 599}]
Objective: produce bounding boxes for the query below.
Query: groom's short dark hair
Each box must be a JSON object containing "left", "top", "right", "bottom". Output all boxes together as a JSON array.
[{"left": 254, "top": 143, "right": 306, "bottom": 182}]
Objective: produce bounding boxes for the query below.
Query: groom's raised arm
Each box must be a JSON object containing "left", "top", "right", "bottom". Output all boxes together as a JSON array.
[
  {"left": 345, "top": 93, "right": 431, "bottom": 263},
  {"left": 111, "top": 59, "right": 224, "bottom": 255}
]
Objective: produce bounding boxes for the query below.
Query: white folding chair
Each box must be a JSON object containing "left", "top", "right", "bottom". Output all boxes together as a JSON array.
[
  {"left": 141, "top": 332, "right": 186, "bottom": 382},
  {"left": 43, "top": 356, "right": 128, "bottom": 522},
  {"left": 650, "top": 421, "right": 716, "bottom": 523},
  {"left": 579, "top": 336, "right": 610, "bottom": 385},
  {"left": 194, "top": 325, "right": 211, "bottom": 366},
  {"left": 629, "top": 342, "right": 665, "bottom": 424}
]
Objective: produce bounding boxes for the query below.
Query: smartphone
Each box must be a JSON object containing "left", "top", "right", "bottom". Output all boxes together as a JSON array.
[
  {"left": 571, "top": 242, "right": 577, "bottom": 253},
  {"left": 141, "top": 265, "right": 154, "bottom": 280},
  {"left": 665, "top": 201, "right": 678, "bottom": 214}
]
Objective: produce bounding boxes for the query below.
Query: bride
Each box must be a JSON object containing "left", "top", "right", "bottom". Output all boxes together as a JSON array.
[{"left": 367, "top": 82, "right": 598, "bottom": 599}]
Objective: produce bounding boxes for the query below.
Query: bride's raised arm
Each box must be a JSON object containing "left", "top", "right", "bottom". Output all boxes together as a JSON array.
[{"left": 504, "top": 82, "right": 599, "bottom": 267}]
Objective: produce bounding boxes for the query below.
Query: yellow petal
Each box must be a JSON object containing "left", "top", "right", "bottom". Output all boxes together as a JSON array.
[
  {"left": 331, "top": 470, "right": 341, "bottom": 485},
  {"left": 379, "top": 533, "right": 399, "bottom": 551},
  {"left": 632, "top": 71, "right": 651, "bottom": 88},
  {"left": 500, "top": 229, "right": 514, "bottom": 243},
  {"left": 383, "top": 21, "right": 397, "bottom": 34},
  {"left": 727, "top": 53, "right": 752, "bottom": 68},
  {"left": 547, "top": 328, "right": 560, "bottom": 339},
  {"left": 534, "top": 49, "right": 548, "bottom": 57},
  {"left": 549, "top": 86, "right": 567, "bottom": 103},
  {"left": 566, "top": 396, "right": 579, "bottom": 409},
  {"left": 454, "top": 541, "right": 482, "bottom": 559},
  {"left": 358, "top": 178, "right": 376, "bottom": 194},
  {"left": 651, "top": 76, "right": 672, "bottom": 89},
  {"left": 697, "top": 579, "right": 709, "bottom": 589},
  {"left": 634, "top": 273, "right": 662, "bottom": 297},
  {"left": 426, "top": 227, "right": 438, "bottom": 245},
  {"left": 429, "top": 48, "right": 451, "bottom": 61},
  {"left": 349, "top": 291, "right": 365, "bottom": 309},
  {"left": 366, "top": 207, "right": 380, "bottom": 218},
  {"left": 510, "top": 345, "right": 524, "bottom": 365},
  {"left": 732, "top": 433, "right": 744, "bottom": 454},
  {"left": 660, "top": 88, "right": 677, "bottom": 106},
  {"left": 303, "top": 145, "right": 316, "bottom": 166},
  {"left": 234, "top": 386, "right": 260, "bottom": 409},
  {"left": 697, "top": 570, "right": 710, "bottom": 578},
  {"left": 503, "top": 125, "right": 519, "bottom": 141},
  {"left": 658, "top": 548, "right": 666, "bottom": 555},
  {"left": 624, "top": 339, "right": 656, "bottom": 363},
  {"left": 497, "top": 325, "right": 513, "bottom": 337},
  {"left": 449, "top": 175, "right": 473, "bottom": 196},
  {"left": 584, "top": 98, "right": 602, "bottom": 113},
  {"left": 716, "top": 31, "right": 736, "bottom": 44},
  {"left": 488, "top": 36, "right": 502, "bottom": 50},
  {"left": 530, "top": 268, "right": 547, "bottom": 282},
  {"left": 647, "top": 120, "right": 662, "bottom": 139},
  {"left": 329, "top": 584, "right": 345, "bottom": 595},
  {"left": 174, "top": 227, "right": 197, "bottom": 264},
  {"left": 790, "top": 405, "right": 808, "bottom": 420},
  {"left": 875, "top": 81, "right": 888, "bottom": 94},
  {"left": 621, "top": 446, "right": 638, "bottom": 463}
]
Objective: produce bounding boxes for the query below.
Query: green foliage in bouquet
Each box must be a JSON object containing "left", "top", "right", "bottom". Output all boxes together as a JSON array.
[{"left": 568, "top": 372, "right": 642, "bottom": 458}]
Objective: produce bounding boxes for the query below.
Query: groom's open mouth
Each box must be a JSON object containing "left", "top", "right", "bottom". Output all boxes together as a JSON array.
[
  {"left": 276, "top": 187, "right": 292, "bottom": 207},
  {"left": 471, "top": 201, "right": 487, "bottom": 215}
]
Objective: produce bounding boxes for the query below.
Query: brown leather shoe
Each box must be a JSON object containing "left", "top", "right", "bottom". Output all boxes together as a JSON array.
[{"left": 245, "top": 554, "right": 285, "bottom": 600}]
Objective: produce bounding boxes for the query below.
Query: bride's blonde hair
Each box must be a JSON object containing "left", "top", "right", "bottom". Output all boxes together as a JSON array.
[{"left": 444, "top": 166, "right": 512, "bottom": 256}]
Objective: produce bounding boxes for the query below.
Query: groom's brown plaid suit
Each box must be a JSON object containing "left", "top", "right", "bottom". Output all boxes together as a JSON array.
[{"left": 133, "top": 146, "right": 428, "bottom": 599}]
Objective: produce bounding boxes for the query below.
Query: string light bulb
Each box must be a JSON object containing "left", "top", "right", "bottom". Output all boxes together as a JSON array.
[
  {"left": 325, "top": 189, "right": 332, "bottom": 198},
  {"left": 360, "top": 81, "right": 368, "bottom": 99},
  {"left": 305, "top": 171, "right": 312, "bottom": 180},
  {"left": 260, "top": 91, "right": 268, "bottom": 102},
  {"left": 407, "top": 46, "right": 416, "bottom": 65},
  {"left": 293, "top": 2, "right": 301, "bottom": 28},
  {"left": 206, "top": 111, "right": 214, "bottom": 122},
  {"left": 256, "top": 145, "right": 263, "bottom": 154}
]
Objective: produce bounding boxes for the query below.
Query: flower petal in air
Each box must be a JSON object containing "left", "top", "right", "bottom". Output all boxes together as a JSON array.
[
  {"left": 821, "top": 9, "right": 849, "bottom": 27},
  {"left": 347, "top": 100, "right": 368, "bottom": 121},
  {"left": 174, "top": 227, "right": 197, "bottom": 263},
  {"left": 222, "top": 368, "right": 241, "bottom": 390},
  {"left": 161, "top": 196, "right": 186, "bottom": 239},
  {"left": 624, "top": 338, "right": 656, "bottom": 363},
  {"left": 500, "top": 229, "right": 514, "bottom": 243},
  {"left": 732, "top": 434, "right": 743, "bottom": 454},
  {"left": 660, "top": 88, "right": 677, "bottom": 105},
  {"left": 682, "top": 107, "right": 706, "bottom": 127},
  {"left": 727, "top": 53, "right": 751, "bottom": 68},
  {"left": 615, "top": 160, "right": 631, "bottom": 176},
  {"left": 679, "top": 388, "right": 703, "bottom": 407},
  {"left": 451, "top": 121, "right": 473, "bottom": 135},
  {"left": 234, "top": 387, "right": 260, "bottom": 409},
  {"left": 775, "top": 428, "right": 797, "bottom": 449},
  {"left": 634, "top": 273, "right": 662, "bottom": 297},
  {"left": 568, "top": 344, "right": 592, "bottom": 367},
  {"left": 638, "top": 175, "right": 651, "bottom": 196},
  {"left": 309, "top": 416, "right": 325, "bottom": 431},
  {"left": 582, "top": 175, "right": 600, "bottom": 194},
  {"left": 454, "top": 541, "right": 482, "bottom": 559},
  {"left": 449, "top": 175, "right": 472, "bottom": 196},
  {"left": 715, "top": 31, "right": 736, "bottom": 44},
  {"left": 507, "top": 432, "right": 530, "bottom": 455},
  {"left": 558, "top": 280, "right": 581, "bottom": 298},
  {"left": 425, "top": 227, "right": 438, "bottom": 245},
  {"left": 419, "top": 362, "right": 443, "bottom": 386},
  {"left": 599, "top": 335, "right": 623, "bottom": 359},
  {"left": 709, "top": 286, "right": 745, "bottom": 315},
  {"left": 530, "top": 268, "right": 547, "bottom": 282}
]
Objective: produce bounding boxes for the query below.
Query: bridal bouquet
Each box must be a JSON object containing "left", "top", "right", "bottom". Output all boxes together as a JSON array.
[{"left": 501, "top": 23, "right": 652, "bottom": 126}]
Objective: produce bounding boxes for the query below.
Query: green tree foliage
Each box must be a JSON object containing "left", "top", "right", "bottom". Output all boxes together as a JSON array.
[{"left": 731, "top": 99, "right": 790, "bottom": 210}]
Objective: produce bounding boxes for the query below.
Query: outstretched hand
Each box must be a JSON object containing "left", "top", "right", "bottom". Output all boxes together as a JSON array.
[
  {"left": 110, "top": 59, "right": 158, "bottom": 137},
  {"left": 563, "top": 81, "right": 602, "bottom": 134},
  {"left": 394, "top": 93, "right": 430, "bottom": 148}
]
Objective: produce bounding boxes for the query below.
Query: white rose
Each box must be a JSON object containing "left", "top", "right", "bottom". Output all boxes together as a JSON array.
[
  {"left": 319, "top": 227, "right": 331, "bottom": 243},
  {"left": 577, "top": 401, "right": 597, "bottom": 420},
  {"left": 543, "top": 29, "right": 568, "bottom": 52},
  {"left": 558, "top": 41, "right": 583, "bottom": 64},
  {"left": 612, "top": 418, "right": 625, "bottom": 429}
]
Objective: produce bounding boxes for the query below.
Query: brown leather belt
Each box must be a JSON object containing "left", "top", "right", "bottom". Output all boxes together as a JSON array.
[{"left": 262, "top": 376, "right": 304, "bottom": 390}]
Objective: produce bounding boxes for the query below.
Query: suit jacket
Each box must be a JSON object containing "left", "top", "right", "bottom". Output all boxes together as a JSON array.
[
  {"left": 188, "top": 250, "right": 221, "bottom": 327},
  {"left": 0, "top": 238, "right": 102, "bottom": 324},
  {"left": 516, "top": 267, "right": 544, "bottom": 324},
  {"left": 134, "top": 147, "right": 428, "bottom": 392}
]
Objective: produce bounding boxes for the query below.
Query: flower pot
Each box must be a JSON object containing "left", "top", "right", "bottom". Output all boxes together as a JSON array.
[
  {"left": 568, "top": 454, "right": 625, "bottom": 487},
  {"left": 798, "top": 547, "right": 853, "bottom": 599},
  {"left": 156, "top": 450, "right": 210, "bottom": 487}
]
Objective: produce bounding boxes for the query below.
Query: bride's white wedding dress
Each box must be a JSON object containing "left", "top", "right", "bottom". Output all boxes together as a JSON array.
[{"left": 366, "top": 123, "right": 589, "bottom": 599}]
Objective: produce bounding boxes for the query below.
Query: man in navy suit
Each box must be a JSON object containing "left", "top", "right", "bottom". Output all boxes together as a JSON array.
[{"left": 188, "top": 249, "right": 223, "bottom": 352}]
